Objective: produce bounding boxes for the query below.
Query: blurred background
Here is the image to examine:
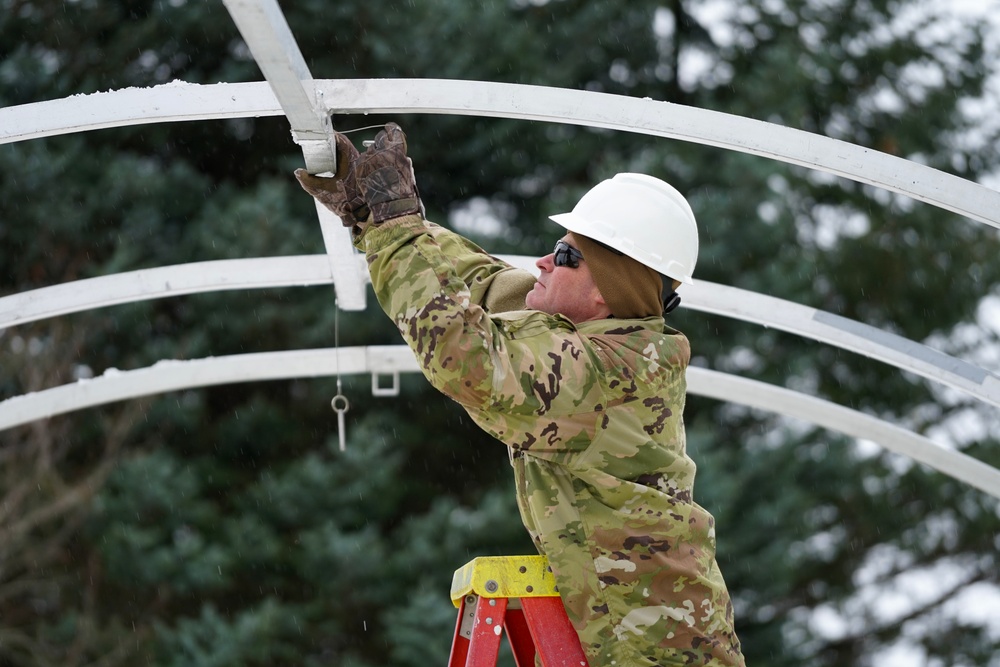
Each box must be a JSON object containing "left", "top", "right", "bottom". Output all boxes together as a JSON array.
[{"left": 2, "top": 0, "right": 1000, "bottom": 665}]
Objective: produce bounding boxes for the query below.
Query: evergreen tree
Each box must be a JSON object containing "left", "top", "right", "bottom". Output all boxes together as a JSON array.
[{"left": 2, "top": 1, "right": 998, "bottom": 665}]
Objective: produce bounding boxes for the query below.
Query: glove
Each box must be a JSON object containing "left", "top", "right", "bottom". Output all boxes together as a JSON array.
[
  {"left": 354, "top": 122, "right": 423, "bottom": 225},
  {"left": 294, "top": 132, "right": 370, "bottom": 227}
]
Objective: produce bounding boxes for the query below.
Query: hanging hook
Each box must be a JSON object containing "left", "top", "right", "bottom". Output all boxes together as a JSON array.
[
  {"left": 331, "top": 388, "right": 350, "bottom": 452},
  {"left": 331, "top": 297, "right": 349, "bottom": 451}
]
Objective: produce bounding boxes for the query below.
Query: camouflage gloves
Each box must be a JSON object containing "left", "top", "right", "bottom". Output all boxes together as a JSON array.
[
  {"left": 295, "top": 122, "right": 423, "bottom": 231},
  {"left": 294, "top": 132, "right": 369, "bottom": 227},
  {"left": 355, "top": 122, "right": 423, "bottom": 224}
]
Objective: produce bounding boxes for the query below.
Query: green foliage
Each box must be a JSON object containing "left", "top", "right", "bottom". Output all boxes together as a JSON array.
[
  {"left": 2, "top": 0, "right": 1000, "bottom": 666},
  {"left": 153, "top": 599, "right": 304, "bottom": 667}
]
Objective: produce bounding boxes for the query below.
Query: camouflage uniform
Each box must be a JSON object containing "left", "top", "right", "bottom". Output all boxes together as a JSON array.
[{"left": 356, "top": 214, "right": 744, "bottom": 667}]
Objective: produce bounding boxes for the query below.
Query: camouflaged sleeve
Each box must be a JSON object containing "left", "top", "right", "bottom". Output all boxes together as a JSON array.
[
  {"left": 356, "top": 216, "right": 610, "bottom": 433},
  {"left": 418, "top": 221, "right": 535, "bottom": 312}
]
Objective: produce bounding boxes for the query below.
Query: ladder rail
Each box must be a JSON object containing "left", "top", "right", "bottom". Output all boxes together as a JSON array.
[{"left": 448, "top": 556, "right": 590, "bottom": 667}]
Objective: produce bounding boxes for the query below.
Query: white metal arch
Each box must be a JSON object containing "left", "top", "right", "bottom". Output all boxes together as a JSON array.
[
  {"left": 3, "top": 79, "right": 999, "bottom": 232},
  {"left": 0, "top": 256, "right": 346, "bottom": 323},
  {"left": 1, "top": 256, "right": 998, "bottom": 412},
  {"left": 1, "top": 0, "right": 997, "bottom": 501},
  {"left": 0, "top": 346, "right": 995, "bottom": 501}
]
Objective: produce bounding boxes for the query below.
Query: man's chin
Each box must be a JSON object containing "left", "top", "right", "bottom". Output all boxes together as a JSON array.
[{"left": 524, "top": 283, "right": 544, "bottom": 310}]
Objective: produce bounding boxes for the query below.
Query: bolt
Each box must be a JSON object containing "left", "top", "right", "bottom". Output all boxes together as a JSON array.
[
  {"left": 526, "top": 585, "right": 534, "bottom": 593},
  {"left": 519, "top": 566, "right": 527, "bottom": 573},
  {"left": 485, "top": 579, "right": 499, "bottom": 593}
]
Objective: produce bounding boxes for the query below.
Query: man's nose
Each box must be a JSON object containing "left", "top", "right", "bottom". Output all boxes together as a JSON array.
[{"left": 536, "top": 254, "right": 554, "bottom": 272}]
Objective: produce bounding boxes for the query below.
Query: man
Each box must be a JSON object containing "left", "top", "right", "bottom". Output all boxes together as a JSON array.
[{"left": 296, "top": 123, "right": 744, "bottom": 667}]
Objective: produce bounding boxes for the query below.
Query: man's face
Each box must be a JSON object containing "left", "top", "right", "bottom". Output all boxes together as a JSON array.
[{"left": 525, "top": 234, "right": 610, "bottom": 323}]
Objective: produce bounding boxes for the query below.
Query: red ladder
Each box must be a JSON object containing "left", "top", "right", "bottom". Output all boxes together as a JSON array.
[{"left": 447, "top": 555, "right": 591, "bottom": 667}]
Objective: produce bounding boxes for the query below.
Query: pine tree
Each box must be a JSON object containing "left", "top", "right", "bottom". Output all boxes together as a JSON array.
[{"left": 2, "top": 1, "right": 998, "bottom": 665}]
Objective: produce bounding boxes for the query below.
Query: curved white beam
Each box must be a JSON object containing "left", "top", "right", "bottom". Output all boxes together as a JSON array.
[
  {"left": 0, "top": 256, "right": 340, "bottom": 325},
  {"left": 316, "top": 79, "right": 1000, "bottom": 230},
  {"left": 0, "top": 347, "right": 995, "bottom": 500},
  {"left": 685, "top": 368, "right": 1000, "bottom": 501},
  {"left": 2, "top": 79, "right": 998, "bottom": 230},
  {"left": 680, "top": 280, "right": 1000, "bottom": 410},
  {"left": 0, "top": 254, "right": 525, "bottom": 328},
  {"left": 3, "top": 255, "right": 997, "bottom": 411},
  {"left": 0, "top": 347, "right": 417, "bottom": 432},
  {"left": 0, "top": 81, "right": 282, "bottom": 143}
]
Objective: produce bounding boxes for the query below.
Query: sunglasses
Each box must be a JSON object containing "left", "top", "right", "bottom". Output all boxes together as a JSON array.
[{"left": 552, "top": 240, "right": 585, "bottom": 268}]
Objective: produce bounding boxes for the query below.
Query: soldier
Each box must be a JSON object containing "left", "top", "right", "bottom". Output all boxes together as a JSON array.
[{"left": 296, "top": 123, "right": 745, "bottom": 667}]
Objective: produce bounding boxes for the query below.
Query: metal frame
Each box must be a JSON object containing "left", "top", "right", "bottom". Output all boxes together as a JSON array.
[
  {"left": 2, "top": 259, "right": 998, "bottom": 411},
  {"left": 221, "top": 0, "right": 336, "bottom": 172},
  {"left": 1, "top": 0, "right": 998, "bottom": 498},
  {"left": 221, "top": 0, "right": 364, "bottom": 309},
  {"left": 0, "top": 347, "right": 996, "bottom": 500},
  {"left": 3, "top": 79, "right": 999, "bottom": 232}
]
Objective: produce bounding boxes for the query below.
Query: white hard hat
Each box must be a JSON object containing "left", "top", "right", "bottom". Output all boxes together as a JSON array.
[{"left": 549, "top": 173, "right": 699, "bottom": 284}]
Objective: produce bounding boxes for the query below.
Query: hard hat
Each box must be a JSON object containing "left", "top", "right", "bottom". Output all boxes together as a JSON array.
[{"left": 549, "top": 173, "right": 699, "bottom": 284}]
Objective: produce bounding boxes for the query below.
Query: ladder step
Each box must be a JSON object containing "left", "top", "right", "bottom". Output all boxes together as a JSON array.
[{"left": 450, "top": 555, "right": 558, "bottom": 603}]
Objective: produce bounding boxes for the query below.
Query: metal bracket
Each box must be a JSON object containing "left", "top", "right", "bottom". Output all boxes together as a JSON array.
[
  {"left": 371, "top": 371, "right": 400, "bottom": 397},
  {"left": 457, "top": 595, "right": 477, "bottom": 640}
]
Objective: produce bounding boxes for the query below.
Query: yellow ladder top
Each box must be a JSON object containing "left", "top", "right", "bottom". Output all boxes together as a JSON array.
[{"left": 450, "top": 555, "right": 559, "bottom": 607}]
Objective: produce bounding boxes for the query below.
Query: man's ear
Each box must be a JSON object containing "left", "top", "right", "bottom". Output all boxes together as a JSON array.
[
  {"left": 592, "top": 286, "right": 612, "bottom": 318},
  {"left": 586, "top": 267, "right": 612, "bottom": 317}
]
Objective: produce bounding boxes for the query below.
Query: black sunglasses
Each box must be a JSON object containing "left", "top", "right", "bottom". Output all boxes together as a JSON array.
[{"left": 553, "top": 240, "right": 585, "bottom": 268}]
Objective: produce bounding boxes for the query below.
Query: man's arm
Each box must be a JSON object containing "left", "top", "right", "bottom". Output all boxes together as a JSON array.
[
  {"left": 293, "top": 127, "right": 533, "bottom": 313},
  {"left": 297, "top": 123, "right": 603, "bottom": 426},
  {"left": 355, "top": 214, "right": 604, "bottom": 423},
  {"left": 422, "top": 221, "right": 536, "bottom": 312}
]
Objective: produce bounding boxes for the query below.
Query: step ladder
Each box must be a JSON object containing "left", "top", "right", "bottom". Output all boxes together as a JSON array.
[{"left": 447, "top": 555, "right": 590, "bottom": 667}]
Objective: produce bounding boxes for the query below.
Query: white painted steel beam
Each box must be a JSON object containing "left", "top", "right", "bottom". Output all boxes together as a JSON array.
[
  {"left": 0, "top": 256, "right": 351, "bottom": 325},
  {"left": 684, "top": 368, "right": 1000, "bottom": 501},
  {"left": 0, "top": 348, "right": 995, "bottom": 500},
  {"left": 0, "top": 345, "right": 418, "bottom": 431},
  {"left": 0, "top": 82, "right": 282, "bottom": 144},
  {"left": 220, "top": 1, "right": 365, "bottom": 311},
  {"left": 317, "top": 79, "right": 1000, "bottom": 230},
  {"left": 221, "top": 0, "right": 335, "bottom": 172},
  {"left": 311, "top": 202, "right": 367, "bottom": 312},
  {"left": 0, "top": 255, "right": 527, "bottom": 329},
  {"left": 0, "top": 347, "right": 416, "bottom": 432},
  {"left": 2, "top": 80, "right": 999, "bottom": 230},
  {"left": 3, "top": 256, "right": 996, "bottom": 411},
  {"left": 680, "top": 280, "right": 1000, "bottom": 410}
]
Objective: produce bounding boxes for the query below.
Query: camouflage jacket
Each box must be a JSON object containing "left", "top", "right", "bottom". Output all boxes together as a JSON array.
[{"left": 356, "top": 215, "right": 744, "bottom": 667}]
